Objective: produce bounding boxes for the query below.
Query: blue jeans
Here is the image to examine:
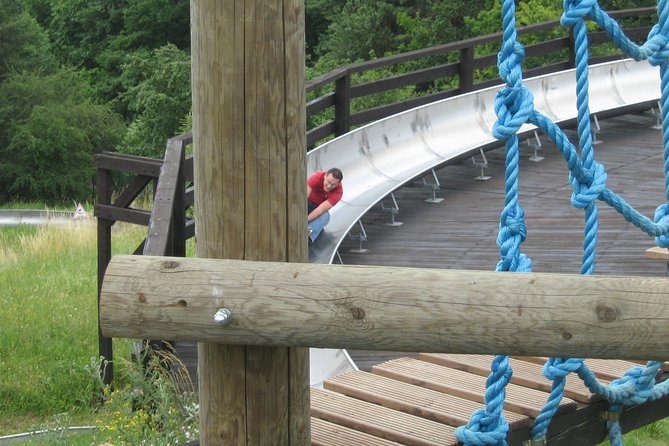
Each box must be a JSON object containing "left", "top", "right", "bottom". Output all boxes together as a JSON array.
[{"left": 308, "top": 203, "right": 330, "bottom": 243}]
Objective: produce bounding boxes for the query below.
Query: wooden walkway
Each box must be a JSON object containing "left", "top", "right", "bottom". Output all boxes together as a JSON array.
[{"left": 180, "top": 111, "right": 669, "bottom": 445}]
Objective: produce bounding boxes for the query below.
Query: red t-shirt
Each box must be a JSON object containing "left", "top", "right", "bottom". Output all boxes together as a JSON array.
[{"left": 307, "top": 171, "right": 343, "bottom": 206}]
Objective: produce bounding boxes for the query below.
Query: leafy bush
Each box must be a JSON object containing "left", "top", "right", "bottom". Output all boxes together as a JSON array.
[{"left": 0, "top": 69, "right": 124, "bottom": 204}]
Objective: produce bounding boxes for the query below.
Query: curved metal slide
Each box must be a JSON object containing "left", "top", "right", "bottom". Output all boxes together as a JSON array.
[{"left": 307, "top": 59, "right": 660, "bottom": 265}]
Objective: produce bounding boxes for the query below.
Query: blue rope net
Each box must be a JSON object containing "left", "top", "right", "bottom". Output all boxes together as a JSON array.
[{"left": 455, "top": 1, "right": 669, "bottom": 445}]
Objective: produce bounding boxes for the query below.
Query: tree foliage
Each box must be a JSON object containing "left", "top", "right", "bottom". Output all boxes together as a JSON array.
[
  {"left": 396, "top": 0, "right": 490, "bottom": 52},
  {"left": 0, "top": 0, "right": 654, "bottom": 204},
  {"left": 117, "top": 44, "right": 191, "bottom": 158},
  {"left": 0, "top": 0, "right": 55, "bottom": 80},
  {"left": 315, "top": 0, "right": 407, "bottom": 62},
  {"left": 47, "top": 0, "right": 126, "bottom": 70},
  {"left": 0, "top": 70, "right": 124, "bottom": 204}
]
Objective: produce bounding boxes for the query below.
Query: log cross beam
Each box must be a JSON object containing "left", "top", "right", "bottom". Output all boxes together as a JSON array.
[{"left": 101, "top": 254, "right": 669, "bottom": 361}]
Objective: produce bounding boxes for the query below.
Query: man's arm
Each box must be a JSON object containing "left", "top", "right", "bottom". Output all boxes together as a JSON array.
[{"left": 307, "top": 200, "right": 333, "bottom": 222}]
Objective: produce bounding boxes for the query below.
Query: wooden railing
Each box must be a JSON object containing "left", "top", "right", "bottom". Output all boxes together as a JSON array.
[
  {"left": 95, "top": 133, "right": 194, "bottom": 384},
  {"left": 305, "top": 6, "right": 656, "bottom": 147}
]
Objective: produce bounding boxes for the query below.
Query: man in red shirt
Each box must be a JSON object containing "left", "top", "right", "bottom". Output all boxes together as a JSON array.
[{"left": 307, "top": 167, "right": 343, "bottom": 244}]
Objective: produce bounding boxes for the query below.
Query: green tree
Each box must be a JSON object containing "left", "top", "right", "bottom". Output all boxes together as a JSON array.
[
  {"left": 117, "top": 44, "right": 191, "bottom": 158},
  {"left": 22, "top": 0, "right": 53, "bottom": 29},
  {"left": 315, "top": 0, "right": 409, "bottom": 62},
  {"left": 111, "top": 0, "right": 190, "bottom": 52},
  {"left": 600, "top": 0, "right": 655, "bottom": 9},
  {"left": 47, "top": 0, "right": 127, "bottom": 70},
  {"left": 396, "top": 0, "right": 489, "bottom": 52},
  {"left": 305, "top": 0, "right": 345, "bottom": 64},
  {"left": 0, "top": 70, "right": 125, "bottom": 204},
  {"left": 42, "top": 0, "right": 190, "bottom": 108},
  {"left": 0, "top": 0, "right": 55, "bottom": 80}
]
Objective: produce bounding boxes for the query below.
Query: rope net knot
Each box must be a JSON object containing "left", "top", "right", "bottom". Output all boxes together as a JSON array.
[
  {"left": 560, "top": 0, "right": 597, "bottom": 27},
  {"left": 570, "top": 161, "right": 607, "bottom": 208},
  {"left": 654, "top": 203, "right": 669, "bottom": 247},
  {"left": 647, "top": 25, "right": 669, "bottom": 65},
  {"left": 493, "top": 86, "right": 534, "bottom": 140},
  {"left": 543, "top": 358, "right": 584, "bottom": 381},
  {"left": 455, "top": 410, "right": 510, "bottom": 446}
]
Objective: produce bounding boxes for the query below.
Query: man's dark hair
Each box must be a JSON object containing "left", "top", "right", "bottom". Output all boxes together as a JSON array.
[{"left": 327, "top": 167, "right": 343, "bottom": 181}]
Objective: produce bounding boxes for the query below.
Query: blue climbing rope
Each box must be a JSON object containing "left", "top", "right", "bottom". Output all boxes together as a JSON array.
[{"left": 455, "top": 1, "right": 669, "bottom": 445}]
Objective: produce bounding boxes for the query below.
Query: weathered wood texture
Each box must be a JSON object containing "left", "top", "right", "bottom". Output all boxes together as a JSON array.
[
  {"left": 190, "top": 0, "right": 308, "bottom": 444},
  {"left": 102, "top": 254, "right": 669, "bottom": 360}
]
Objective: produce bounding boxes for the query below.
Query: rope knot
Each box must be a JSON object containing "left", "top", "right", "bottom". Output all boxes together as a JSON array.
[
  {"left": 493, "top": 85, "right": 535, "bottom": 140},
  {"left": 653, "top": 203, "right": 669, "bottom": 247},
  {"left": 497, "top": 206, "right": 533, "bottom": 272},
  {"left": 498, "top": 41, "right": 525, "bottom": 83},
  {"left": 455, "top": 409, "right": 509, "bottom": 445},
  {"left": 608, "top": 365, "right": 658, "bottom": 405},
  {"left": 560, "top": 0, "right": 597, "bottom": 27},
  {"left": 647, "top": 25, "right": 669, "bottom": 66},
  {"left": 501, "top": 207, "right": 527, "bottom": 241},
  {"left": 570, "top": 161, "right": 607, "bottom": 208},
  {"left": 543, "top": 357, "right": 584, "bottom": 381}
]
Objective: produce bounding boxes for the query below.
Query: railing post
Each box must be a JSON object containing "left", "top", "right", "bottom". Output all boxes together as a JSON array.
[
  {"left": 335, "top": 72, "right": 352, "bottom": 136},
  {"left": 568, "top": 29, "right": 577, "bottom": 69},
  {"left": 172, "top": 142, "right": 186, "bottom": 258},
  {"left": 459, "top": 46, "right": 475, "bottom": 93},
  {"left": 95, "top": 161, "right": 114, "bottom": 385}
]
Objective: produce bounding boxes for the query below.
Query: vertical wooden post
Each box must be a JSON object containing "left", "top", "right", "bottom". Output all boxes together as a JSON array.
[
  {"left": 95, "top": 164, "right": 114, "bottom": 385},
  {"left": 334, "top": 73, "right": 351, "bottom": 136},
  {"left": 568, "top": 30, "right": 577, "bottom": 69},
  {"left": 459, "top": 47, "right": 474, "bottom": 93},
  {"left": 191, "top": 1, "right": 309, "bottom": 445}
]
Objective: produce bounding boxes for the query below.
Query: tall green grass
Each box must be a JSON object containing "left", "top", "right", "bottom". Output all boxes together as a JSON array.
[
  {"left": 0, "top": 220, "right": 143, "bottom": 432},
  {"left": 1, "top": 218, "right": 198, "bottom": 446}
]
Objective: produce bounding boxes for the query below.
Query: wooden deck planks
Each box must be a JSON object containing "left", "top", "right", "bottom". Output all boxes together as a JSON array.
[
  {"left": 311, "top": 418, "right": 404, "bottom": 446},
  {"left": 418, "top": 354, "right": 601, "bottom": 403},
  {"left": 514, "top": 356, "right": 665, "bottom": 381},
  {"left": 323, "top": 370, "right": 529, "bottom": 429},
  {"left": 339, "top": 113, "right": 667, "bottom": 279},
  {"left": 311, "top": 388, "right": 458, "bottom": 446},
  {"left": 371, "top": 357, "right": 577, "bottom": 418}
]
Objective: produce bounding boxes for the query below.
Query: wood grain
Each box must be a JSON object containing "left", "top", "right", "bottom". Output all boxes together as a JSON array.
[
  {"left": 101, "top": 254, "right": 669, "bottom": 360},
  {"left": 190, "top": 0, "right": 308, "bottom": 444}
]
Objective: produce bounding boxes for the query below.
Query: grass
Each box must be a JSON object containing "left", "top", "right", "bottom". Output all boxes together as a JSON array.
[
  {"left": 0, "top": 218, "right": 198, "bottom": 445},
  {"left": 1, "top": 215, "right": 669, "bottom": 445},
  {"left": 0, "top": 220, "right": 133, "bottom": 420},
  {"left": 615, "top": 422, "right": 669, "bottom": 446}
]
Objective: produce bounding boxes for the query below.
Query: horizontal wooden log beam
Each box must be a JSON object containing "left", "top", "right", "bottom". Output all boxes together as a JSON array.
[{"left": 101, "top": 255, "right": 669, "bottom": 360}]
